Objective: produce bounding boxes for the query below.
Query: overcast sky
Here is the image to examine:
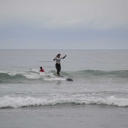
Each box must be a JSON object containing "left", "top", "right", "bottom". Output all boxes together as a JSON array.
[{"left": 0, "top": 0, "right": 128, "bottom": 49}]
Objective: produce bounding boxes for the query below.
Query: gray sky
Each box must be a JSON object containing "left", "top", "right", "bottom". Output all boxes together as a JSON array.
[{"left": 0, "top": 0, "right": 128, "bottom": 49}]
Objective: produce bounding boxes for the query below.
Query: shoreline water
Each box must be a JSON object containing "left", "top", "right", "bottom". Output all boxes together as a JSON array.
[{"left": 0, "top": 104, "right": 128, "bottom": 128}]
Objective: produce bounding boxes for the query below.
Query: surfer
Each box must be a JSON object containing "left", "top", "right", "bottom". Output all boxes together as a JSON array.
[
  {"left": 40, "top": 67, "right": 45, "bottom": 72},
  {"left": 53, "top": 54, "right": 66, "bottom": 76}
]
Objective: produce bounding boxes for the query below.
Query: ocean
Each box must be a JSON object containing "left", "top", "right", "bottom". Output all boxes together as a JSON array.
[{"left": 0, "top": 49, "right": 128, "bottom": 128}]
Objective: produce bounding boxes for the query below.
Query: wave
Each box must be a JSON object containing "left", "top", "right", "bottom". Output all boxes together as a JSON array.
[
  {"left": 0, "top": 70, "right": 66, "bottom": 83},
  {"left": 0, "top": 96, "right": 128, "bottom": 108},
  {"left": 0, "top": 69, "right": 128, "bottom": 83}
]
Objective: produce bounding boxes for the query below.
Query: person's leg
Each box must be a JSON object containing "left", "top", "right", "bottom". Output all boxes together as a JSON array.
[
  {"left": 58, "top": 64, "right": 61, "bottom": 76},
  {"left": 56, "top": 63, "right": 59, "bottom": 76}
]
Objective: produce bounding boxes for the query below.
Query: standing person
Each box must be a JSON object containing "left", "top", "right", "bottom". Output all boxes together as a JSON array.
[{"left": 53, "top": 54, "right": 66, "bottom": 76}]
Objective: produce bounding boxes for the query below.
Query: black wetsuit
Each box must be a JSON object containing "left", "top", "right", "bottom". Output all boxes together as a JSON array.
[
  {"left": 54, "top": 56, "right": 66, "bottom": 76},
  {"left": 56, "top": 63, "right": 61, "bottom": 76}
]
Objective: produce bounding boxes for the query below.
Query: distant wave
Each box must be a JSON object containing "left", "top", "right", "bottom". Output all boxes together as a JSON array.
[{"left": 0, "top": 96, "right": 128, "bottom": 108}]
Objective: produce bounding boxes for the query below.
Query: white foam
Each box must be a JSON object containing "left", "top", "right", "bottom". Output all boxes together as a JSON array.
[
  {"left": 0, "top": 96, "right": 128, "bottom": 108},
  {"left": 43, "top": 78, "right": 66, "bottom": 81}
]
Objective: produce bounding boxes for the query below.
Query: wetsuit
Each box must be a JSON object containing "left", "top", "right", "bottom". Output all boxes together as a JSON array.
[{"left": 54, "top": 56, "right": 66, "bottom": 76}]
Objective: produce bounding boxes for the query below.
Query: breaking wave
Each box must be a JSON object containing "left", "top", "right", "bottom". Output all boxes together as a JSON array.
[{"left": 0, "top": 96, "right": 128, "bottom": 108}]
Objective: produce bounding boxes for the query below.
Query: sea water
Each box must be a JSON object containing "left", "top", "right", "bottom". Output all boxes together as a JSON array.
[{"left": 0, "top": 50, "right": 128, "bottom": 128}]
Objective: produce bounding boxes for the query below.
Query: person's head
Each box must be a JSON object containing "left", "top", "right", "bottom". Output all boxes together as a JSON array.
[
  {"left": 57, "top": 54, "right": 61, "bottom": 58},
  {"left": 40, "top": 67, "right": 43, "bottom": 69}
]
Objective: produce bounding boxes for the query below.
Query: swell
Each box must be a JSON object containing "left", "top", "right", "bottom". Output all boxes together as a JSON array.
[{"left": 76, "top": 70, "right": 128, "bottom": 77}]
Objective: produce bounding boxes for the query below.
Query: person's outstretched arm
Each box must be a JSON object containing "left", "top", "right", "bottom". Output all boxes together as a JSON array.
[{"left": 62, "top": 55, "right": 67, "bottom": 59}]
